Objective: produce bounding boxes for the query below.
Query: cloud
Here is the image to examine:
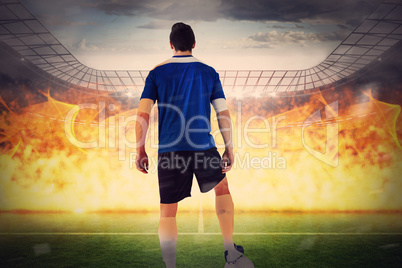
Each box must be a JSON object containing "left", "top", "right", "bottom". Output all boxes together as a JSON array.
[
  {"left": 269, "top": 24, "right": 305, "bottom": 29},
  {"left": 86, "top": 0, "right": 380, "bottom": 27},
  {"left": 150, "top": 1, "right": 222, "bottom": 21},
  {"left": 248, "top": 29, "right": 347, "bottom": 48},
  {"left": 37, "top": 14, "right": 99, "bottom": 27},
  {"left": 219, "top": 0, "right": 381, "bottom": 27},
  {"left": 137, "top": 20, "right": 172, "bottom": 30},
  {"left": 85, "top": 0, "right": 222, "bottom": 21},
  {"left": 84, "top": 0, "right": 157, "bottom": 16},
  {"left": 73, "top": 38, "right": 101, "bottom": 51},
  {"left": 336, "top": 23, "right": 349, "bottom": 30},
  {"left": 25, "top": 0, "right": 382, "bottom": 28}
]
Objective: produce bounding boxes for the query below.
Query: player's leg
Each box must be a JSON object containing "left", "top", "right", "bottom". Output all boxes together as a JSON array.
[
  {"left": 214, "top": 177, "right": 242, "bottom": 261},
  {"left": 159, "top": 202, "right": 178, "bottom": 268},
  {"left": 193, "top": 148, "right": 238, "bottom": 257},
  {"left": 195, "top": 147, "right": 253, "bottom": 266},
  {"left": 215, "top": 178, "right": 254, "bottom": 267},
  {"left": 158, "top": 151, "right": 194, "bottom": 268}
]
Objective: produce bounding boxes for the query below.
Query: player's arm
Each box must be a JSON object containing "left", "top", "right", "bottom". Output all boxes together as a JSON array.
[
  {"left": 135, "top": 98, "right": 154, "bottom": 174},
  {"left": 212, "top": 98, "right": 234, "bottom": 173}
]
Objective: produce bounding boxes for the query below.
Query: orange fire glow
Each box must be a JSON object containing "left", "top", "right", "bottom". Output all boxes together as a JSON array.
[{"left": 0, "top": 87, "right": 401, "bottom": 212}]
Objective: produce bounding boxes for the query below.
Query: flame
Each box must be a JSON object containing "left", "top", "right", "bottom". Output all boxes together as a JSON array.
[{"left": 0, "top": 86, "right": 401, "bottom": 212}]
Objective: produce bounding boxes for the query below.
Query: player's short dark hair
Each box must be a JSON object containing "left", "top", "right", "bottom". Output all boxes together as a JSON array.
[{"left": 169, "top": 22, "right": 195, "bottom": 52}]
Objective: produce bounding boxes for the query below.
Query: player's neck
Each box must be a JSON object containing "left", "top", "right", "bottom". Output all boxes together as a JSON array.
[{"left": 173, "top": 50, "right": 192, "bottom": 56}]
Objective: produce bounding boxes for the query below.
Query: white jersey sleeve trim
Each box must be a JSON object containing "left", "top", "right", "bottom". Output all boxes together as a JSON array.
[{"left": 211, "top": 98, "right": 228, "bottom": 113}]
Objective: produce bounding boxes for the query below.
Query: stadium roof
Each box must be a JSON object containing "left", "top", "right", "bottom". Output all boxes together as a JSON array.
[{"left": 0, "top": 0, "right": 402, "bottom": 94}]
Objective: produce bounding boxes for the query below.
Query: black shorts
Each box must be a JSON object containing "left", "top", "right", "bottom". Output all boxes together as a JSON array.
[{"left": 158, "top": 146, "right": 226, "bottom": 204}]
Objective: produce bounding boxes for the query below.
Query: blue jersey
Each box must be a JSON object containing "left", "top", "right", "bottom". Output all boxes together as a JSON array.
[{"left": 140, "top": 55, "right": 225, "bottom": 153}]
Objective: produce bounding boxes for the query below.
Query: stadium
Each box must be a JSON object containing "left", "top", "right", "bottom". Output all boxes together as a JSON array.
[{"left": 0, "top": 0, "right": 402, "bottom": 267}]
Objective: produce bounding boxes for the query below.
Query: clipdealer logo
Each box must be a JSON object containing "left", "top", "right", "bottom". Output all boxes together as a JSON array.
[
  {"left": 62, "top": 100, "right": 339, "bottom": 169},
  {"left": 301, "top": 101, "right": 339, "bottom": 167}
]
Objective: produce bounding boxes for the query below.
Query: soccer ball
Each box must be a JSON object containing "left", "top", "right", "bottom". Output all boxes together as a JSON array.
[{"left": 224, "top": 255, "right": 254, "bottom": 268}]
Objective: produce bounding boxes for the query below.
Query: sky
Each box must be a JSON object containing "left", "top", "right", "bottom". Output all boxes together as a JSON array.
[{"left": 20, "top": 0, "right": 382, "bottom": 70}]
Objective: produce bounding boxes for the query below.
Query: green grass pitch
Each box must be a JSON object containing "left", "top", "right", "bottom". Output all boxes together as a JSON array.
[{"left": 0, "top": 212, "right": 401, "bottom": 267}]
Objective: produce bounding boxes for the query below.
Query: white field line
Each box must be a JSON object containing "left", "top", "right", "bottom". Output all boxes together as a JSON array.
[{"left": 1, "top": 232, "right": 402, "bottom": 236}]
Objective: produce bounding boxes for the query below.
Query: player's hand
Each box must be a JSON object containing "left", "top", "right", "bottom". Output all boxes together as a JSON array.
[
  {"left": 136, "top": 150, "right": 149, "bottom": 174},
  {"left": 222, "top": 148, "right": 234, "bottom": 173}
]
